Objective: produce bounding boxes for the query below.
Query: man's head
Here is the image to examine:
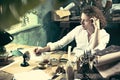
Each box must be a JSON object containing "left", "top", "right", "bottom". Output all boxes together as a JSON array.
[
  {"left": 80, "top": 12, "right": 92, "bottom": 30},
  {"left": 80, "top": 6, "right": 107, "bottom": 29}
]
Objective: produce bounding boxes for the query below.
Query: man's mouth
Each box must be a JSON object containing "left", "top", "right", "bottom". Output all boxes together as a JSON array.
[{"left": 82, "top": 25, "right": 86, "bottom": 30}]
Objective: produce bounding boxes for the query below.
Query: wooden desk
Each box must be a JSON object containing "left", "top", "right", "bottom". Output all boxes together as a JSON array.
[
  {"left": 0, "top": 56, "right": 58, "bottom": 80},
  {"left": 1, "top": 56, "right": 58, "bottom": 76},
  {"left": 1, "top": 43, "right": 105, "bottom": 80},
  {"left": 0, "top": 43, "right": 59, "bottom": 80},
  {"left": 1, "top": 43, "right": 57, "bottom": 74},
  {"left": 1, "top": 43, "right": 75, "bottom": 80}
]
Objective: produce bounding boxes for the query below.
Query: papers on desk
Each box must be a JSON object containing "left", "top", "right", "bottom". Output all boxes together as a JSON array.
[
  {"left": 95, "top": 51, "right": 120, "bottom": 66},
  {"left": 95, "top": 51, "right": 120, "bottom": 78},
  {"left": 19, "top": 48, "right": 52, "bottom": 62},
  {"left": 60, "top": 53, "right": 76, "bottom": 62},
  {"left": 30, "top": 52, "right": 52, "bottom": 61},
  {"left": 13, "top": 70, "right": 51, "bottom": 80}
]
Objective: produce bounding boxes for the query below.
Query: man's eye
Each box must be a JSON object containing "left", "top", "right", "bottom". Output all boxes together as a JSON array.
[{"left": 85, "top": 20, "right": 89, "bottom": 22}]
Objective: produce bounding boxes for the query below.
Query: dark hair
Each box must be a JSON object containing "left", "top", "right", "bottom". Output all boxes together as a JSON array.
[{"left": 81, "top": 5, "right": 107, "bottom": 29}]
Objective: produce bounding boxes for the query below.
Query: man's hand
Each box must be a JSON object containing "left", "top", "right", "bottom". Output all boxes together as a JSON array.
[
  {"left": 34, "top": 46, "right": 50, "bottom": 56},
  {"left": 34, "top": 47, "right": 43, "bottom": 56},
  {"left": 90, "top": 17, "right": 100, "bottom": 30}
]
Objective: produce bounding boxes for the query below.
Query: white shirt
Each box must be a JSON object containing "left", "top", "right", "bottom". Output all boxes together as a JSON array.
[{"left": 47, "top": 25, "right": 110, "bottom": 57}]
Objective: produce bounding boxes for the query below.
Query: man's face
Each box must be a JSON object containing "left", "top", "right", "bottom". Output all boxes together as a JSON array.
[{"left": 80, "top": 13, "right": 92, "bottom": 30}]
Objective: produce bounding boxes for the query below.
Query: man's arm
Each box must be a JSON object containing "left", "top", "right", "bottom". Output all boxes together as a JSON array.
[{"left": 34, "top": 46, "right": 50, "bottom": 56}]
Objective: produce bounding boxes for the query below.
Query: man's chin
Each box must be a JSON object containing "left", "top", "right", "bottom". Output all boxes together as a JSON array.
[{"left": 82, "top": 26, "right": 86, "bottom": 30}]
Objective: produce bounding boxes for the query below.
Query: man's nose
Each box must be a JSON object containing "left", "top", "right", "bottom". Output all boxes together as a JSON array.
[{"left": 81, "top": 20, "right": 84, "bottom": 25}]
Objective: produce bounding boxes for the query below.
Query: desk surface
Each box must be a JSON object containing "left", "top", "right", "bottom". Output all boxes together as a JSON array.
[
  {"left": 2, "top": 43, "right": 57, "bottom": 75},
  {"left": 1, "top": 43, "right": 105, "bottom": 80},
  {"left": 0, "top": 44, "right": 59, "bottom": 80},
  {"left": 1, "top": 43, "right": 73, "bottom": 80}
]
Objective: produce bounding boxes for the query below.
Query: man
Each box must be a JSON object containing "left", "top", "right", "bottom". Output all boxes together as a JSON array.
[{"left": 34, "top": 6, "right": 110, "bottom": 59}]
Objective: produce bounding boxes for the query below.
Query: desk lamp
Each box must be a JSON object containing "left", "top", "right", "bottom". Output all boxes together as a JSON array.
[
  {"left": 20, "top": 51, "right": 30, "bottom": 67},
  {"left": 0, "top": 30, "right": 14, "bottom": 65}
]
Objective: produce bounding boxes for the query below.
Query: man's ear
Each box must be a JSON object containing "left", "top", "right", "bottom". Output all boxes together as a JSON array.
[{"left": 90, "top": 19, "right": 93, "bottom": 23}]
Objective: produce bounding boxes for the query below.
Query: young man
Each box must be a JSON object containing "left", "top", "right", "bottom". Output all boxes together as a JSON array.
[{"left": 34, "top": 6, "right": 110, "bottom": 58}]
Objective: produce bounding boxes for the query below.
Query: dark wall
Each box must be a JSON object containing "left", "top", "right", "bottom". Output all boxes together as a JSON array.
[
  {"left": 105, "top": 23, "right": 120, "bottom": 46},
  {"left": 113, "top": 0, "right": 120, "bottom": 3}
]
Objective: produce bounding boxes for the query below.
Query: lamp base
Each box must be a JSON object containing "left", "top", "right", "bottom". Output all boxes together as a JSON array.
[{"left": 20, "top": 62, "right": 29, "bottom": 67}]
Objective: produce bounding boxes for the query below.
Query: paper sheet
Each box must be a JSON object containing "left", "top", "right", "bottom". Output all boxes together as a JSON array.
[
  {"left": 19, "top": 48, "right": 52, "bottom": 62},
  {"left": 95, "top": 51, "right": 120, "bottom": 78},
  {"left": 97, "top": 62, "right": 120, "bottom": 78},
  {"left": 95, "top": 51, "right": 120, "bottom": 66},
  {"left": 13, "top": 70, "right": 51, "bottom": 80},
  {"left": 55, "top": 10, "right": 70, "bottom": 18}
]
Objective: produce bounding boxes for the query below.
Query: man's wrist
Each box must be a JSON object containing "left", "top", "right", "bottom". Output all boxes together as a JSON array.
[{"left": 43, "top": 46, "right": 50, "bottom": 52}]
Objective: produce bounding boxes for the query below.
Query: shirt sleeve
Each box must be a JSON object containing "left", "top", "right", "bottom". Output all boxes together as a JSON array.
[
  {"left": 94, "top": 29, "right": 110, "bottom": 51},
  {"left": 47, "top": 26, "right": 81, "bottom": 51}
]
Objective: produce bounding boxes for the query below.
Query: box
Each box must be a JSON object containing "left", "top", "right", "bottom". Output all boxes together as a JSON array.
[{"left": 52, "top": 10, "right": 70, "bottom": 21}]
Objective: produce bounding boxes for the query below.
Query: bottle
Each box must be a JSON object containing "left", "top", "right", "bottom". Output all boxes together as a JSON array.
[
  {"left": 77, "top": 57, "right": 81, "bottom": 73},
  {"left": 66, "top": 46, "right": 74, "bottom": 80}
]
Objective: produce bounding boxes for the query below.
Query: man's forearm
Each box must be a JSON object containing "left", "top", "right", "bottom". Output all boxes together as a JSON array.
[{"left": 42, "top": 46, "right": 51, "bottom": 52}]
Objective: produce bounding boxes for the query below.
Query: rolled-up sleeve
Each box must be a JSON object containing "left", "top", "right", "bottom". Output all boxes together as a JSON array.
[
  {"left": 47, "top": 26, "right": 81, "bottom": 51},
  {"left": 94, "top": 29, "right": 110, "bottom": 50}
]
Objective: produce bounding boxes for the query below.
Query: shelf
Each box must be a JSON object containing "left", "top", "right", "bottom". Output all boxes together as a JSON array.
[{"left": 5, "top": 24, "right": 41, "bottom": 35}]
